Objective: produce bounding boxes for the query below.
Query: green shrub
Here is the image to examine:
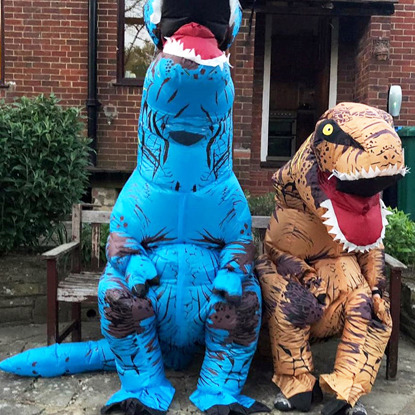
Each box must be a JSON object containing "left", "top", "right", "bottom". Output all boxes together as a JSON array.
[
  {"left": 245, "top": 191, "right": 275, "bottom": 216},
  {"left": 384, "top": 208, "right": 415, "bottom": 267},
  {"left": 0, "top": 94, "right": 91, "bottom": 252},
  {"left": 81, "top": 223, "right": 110, "bottom": 268}
]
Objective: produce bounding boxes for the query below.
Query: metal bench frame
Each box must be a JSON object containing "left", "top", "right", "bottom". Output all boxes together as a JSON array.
[{"left": 42, "top": 204, "right": 406, "bottom": 379}]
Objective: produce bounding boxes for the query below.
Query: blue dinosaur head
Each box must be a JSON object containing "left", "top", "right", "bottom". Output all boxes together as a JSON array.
[
  {"left": 138, "top": 1, "right": 242, "bottom": 190},
  {"left": 144, "top": 0, "right": 243, "bottom": 51},
  {"left": 143, "top": 22, "right": 235, "bottom": 123}
]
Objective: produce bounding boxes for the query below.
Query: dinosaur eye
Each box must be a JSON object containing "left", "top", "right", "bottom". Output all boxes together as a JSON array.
[
  {"left": 322, "top": 124, "right": 334, "bottom": 136},
  {"left": 316, "top": 120, "right": 364, "bottom": 150}
]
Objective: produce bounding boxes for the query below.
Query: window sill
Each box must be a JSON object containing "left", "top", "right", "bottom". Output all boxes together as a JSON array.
[
  {"left": 112, "top": 79, "right": 144, "bottom": 87},
  {"left": 260, "top": 160, "right": 288, "bottom": 169},
  {"left": 0, "top": 83, "right": 10, "bottom": 89}
]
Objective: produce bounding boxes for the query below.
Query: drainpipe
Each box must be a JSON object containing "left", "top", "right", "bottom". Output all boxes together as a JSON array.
[{"left": 86, "top": 0, "right": 100, "bottom": 166}]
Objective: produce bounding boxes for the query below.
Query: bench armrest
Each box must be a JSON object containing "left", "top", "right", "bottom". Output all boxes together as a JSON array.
[
  {"left": 42, "top": 241, "right": 80, "bottom": 260},
  {"left": 385, "top": 253, "right": 407, "bottom": 270}
]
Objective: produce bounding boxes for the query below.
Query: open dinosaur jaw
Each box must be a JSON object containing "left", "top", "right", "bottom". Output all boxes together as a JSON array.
[
  {"left": 318, "top": 171, "right": 393, "bottom": 253},
  {"left": 320, "top": 198, "right": 391, "bottom": 253},
  {"left": 163, "top": 23, "right": 230, "bottom": 67}
]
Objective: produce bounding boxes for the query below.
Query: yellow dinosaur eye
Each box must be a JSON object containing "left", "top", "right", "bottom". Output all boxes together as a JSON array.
[{"left": 322, "top": 124, "right": 334, "bottom": 136}]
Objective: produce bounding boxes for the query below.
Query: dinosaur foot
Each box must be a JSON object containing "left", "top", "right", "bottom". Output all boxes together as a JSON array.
[
  {"left": 345, "top": 401, "right": 367, "bottom": 415},
  {"left": 275, "top": 382, "right": 323, "bottom": 413},
  {"left": 321, "top": 399, "right": 368, "bottom": 415},
  {"left": 321, "top": 398, "right": 349, "bottom": 415},
  {"left": 101, "top": 398, "right": 166, "bottom": 415},
  {"left": 206, "top": 401, "right": 271, "bottom": 415}
]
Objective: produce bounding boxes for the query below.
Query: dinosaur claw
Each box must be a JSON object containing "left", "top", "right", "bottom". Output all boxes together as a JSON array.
[{"left": 132, "top": 284, "right": 148, "bottom": 298}]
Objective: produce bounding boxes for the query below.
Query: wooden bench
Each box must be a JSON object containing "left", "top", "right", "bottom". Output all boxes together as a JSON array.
[{"left": 42, "top": 204, "right": 406, "bottom": 380}]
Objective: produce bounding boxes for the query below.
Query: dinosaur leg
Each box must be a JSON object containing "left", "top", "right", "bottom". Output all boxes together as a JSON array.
[
  {"left": 190, "top": 276, "right": 270, "bottom": 415},
  {"left": 98, "top": 265, "right": 174, "bottom": 415},
  {"left": 315, "top": 287, "right": 382, "bottom": 408},
  {"left": 346, "top": 297, "right": 392, "bottom": 406},
  {"left": 257, "top": 256, "right": 323, "bottom": 412}
]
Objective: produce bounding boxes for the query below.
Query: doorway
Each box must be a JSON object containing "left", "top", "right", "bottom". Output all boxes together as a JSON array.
[{"left": 260, "top": 14, "right": 333, "bottom": 163}]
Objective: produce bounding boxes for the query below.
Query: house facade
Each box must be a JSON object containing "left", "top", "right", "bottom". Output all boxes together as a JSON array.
[{"left": 1, "top": 0, "right": 414, "bottom": 201}]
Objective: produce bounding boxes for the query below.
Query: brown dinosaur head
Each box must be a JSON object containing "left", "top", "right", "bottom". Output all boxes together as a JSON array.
[{"left": 293, "top": 102, "right": 408, "bottom": 252}]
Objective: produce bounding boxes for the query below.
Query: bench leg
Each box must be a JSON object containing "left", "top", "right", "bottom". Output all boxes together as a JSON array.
[
  {"left": 47, "top": 259, "right": 59, "bottom": 345},
  {"left": 72, "top": 303, "right": 82, "bottom": 342},
  {"left": 386, "top": 267, "right": 401, "bottom": 380}
]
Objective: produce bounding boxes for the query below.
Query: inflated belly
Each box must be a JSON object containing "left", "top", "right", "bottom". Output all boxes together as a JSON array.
[
  {"left": 148, "top": 244, "right": 220, "bottom": 347},
  {"left": 148, "top": 243, "right": 220, "bottom": 286}
]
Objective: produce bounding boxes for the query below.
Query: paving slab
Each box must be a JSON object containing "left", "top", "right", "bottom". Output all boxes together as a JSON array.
[{"left": 0, "top": 322, "right": 414, "bottom": 415}]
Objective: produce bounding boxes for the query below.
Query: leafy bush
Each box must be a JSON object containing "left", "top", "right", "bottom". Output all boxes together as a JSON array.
[
  {"left": 0, "top": 94, "right": 91, "bottom": 252},
  {"left": 245, "top": 191, "right": 275, "bottom": 216},
  {"left": 81, "top": 223, "right": 110, "bottom": 268},
  {"left": 384, "top": 208, "right": 415, "bottom": 267}
]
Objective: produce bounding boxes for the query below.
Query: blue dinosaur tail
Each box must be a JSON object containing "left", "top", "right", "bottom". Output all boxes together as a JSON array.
[{"left": 0, "top": 339, "right": 116, "bottom": 377}]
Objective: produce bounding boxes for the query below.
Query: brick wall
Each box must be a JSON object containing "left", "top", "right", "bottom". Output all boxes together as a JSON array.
[
  {"left": 247, "top": 7, "right": 415, "bottom": 195},
  {"left": 0, "top": 0, "right": 143, "bottom": 174},
  {"left": 2, "top": 3, "right": 415, "bottom": 194},
  {"left": 232, "top": 12, "right": 257, "bottom": 188},
  {"left": 1, "top": 3, "right": 263, "bottom": 179},
  {"left": 355, "top": 15, "right": 392, "bottom": 110},
  {"left": 389, "top": 0, "right": 415, "bottom": 126},
  {"left": 95, "top": 0, "right": 141, "bottom": 171},
  {"left": 1, "top": 1, "right": 89, "bottom": 106},
  {"left": 346, "top": 2, "right": 415, "bottom": 126}
]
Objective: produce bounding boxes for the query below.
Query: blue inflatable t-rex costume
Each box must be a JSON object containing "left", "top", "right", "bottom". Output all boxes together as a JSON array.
[{"left": 0, "top": 2, "right": 269, "bottom": 415}]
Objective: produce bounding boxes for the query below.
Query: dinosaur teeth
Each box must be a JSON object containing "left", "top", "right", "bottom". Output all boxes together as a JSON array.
[
  {"left": 331, "top": 164, "right": 408, "bottom": 181},
  {"left": 163, "top": 38, "right": 230, "bottom": 68},
  {"left": 149, "top": 0, "right": 162, "bottom": 25},
  {"left": 229, "top": 0, "right": 241, "bottom": 26},
  {"left": 320, "top": 199, "right": 390, "bottom": 253}
]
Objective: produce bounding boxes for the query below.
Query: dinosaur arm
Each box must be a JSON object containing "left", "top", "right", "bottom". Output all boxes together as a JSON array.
[
  {"left": 213, "top": 237, "right": 255, "bottom": 302},
  {"left": 356, "top": 247, "right": 387, "bottom": 293},
  {"left": 264, "top": 238, "right": 315, "bottom": 279},
  {"left": 212, "top": 195, "right": 255, "bottom": 302},
  {"left": 264, "top": 238, "right": 326, "bottom": 299},
  {"left": 106, "top": 231, "right": 158, "bottom": 291}
]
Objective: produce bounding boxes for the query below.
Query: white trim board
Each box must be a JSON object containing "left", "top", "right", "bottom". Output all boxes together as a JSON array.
[
  {"left": 329, "top": 17, "right": 339, "bottom": 109},
  {"left": 260, "top": 14, "right": 273, "bottom": 163}
]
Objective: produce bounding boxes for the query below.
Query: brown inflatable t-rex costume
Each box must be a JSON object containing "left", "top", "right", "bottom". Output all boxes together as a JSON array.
[{"left": 256, "top": 102, "right": 407, "bottom": 415}]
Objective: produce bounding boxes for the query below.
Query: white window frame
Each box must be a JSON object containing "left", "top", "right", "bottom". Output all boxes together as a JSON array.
[{"left": 260, "top": 15, "right": 339, "bottom": 163}]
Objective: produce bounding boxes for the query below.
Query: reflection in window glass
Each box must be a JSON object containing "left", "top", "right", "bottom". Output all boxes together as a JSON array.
[{"left": 124, "top": 0, "right": 155, "bottom": 79}]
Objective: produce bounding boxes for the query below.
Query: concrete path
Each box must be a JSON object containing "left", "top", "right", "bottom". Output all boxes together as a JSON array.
[{"left": 0, "top": 322, "right": 414, "bottom": 415}]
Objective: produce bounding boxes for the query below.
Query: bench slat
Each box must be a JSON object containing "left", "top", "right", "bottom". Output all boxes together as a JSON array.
[
  {"left": 252, "top": 216, "right": 269, "bottom": 229},
  {"left": 80, "top": 213, "right": 269, "bottom": 227},
  {"left": 82, "top": 210, "right": 111, "bottom": 224},
  {"left": 57, "top": 272, "right": 101, "bottom": 302}
]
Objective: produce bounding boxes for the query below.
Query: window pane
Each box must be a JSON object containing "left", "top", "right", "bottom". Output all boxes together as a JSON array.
[{"left": 124, "top": 0, "right": 155, "bottom": 79}]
